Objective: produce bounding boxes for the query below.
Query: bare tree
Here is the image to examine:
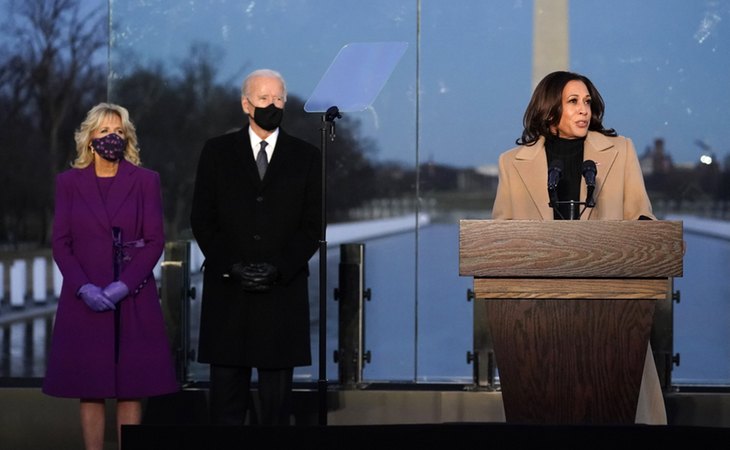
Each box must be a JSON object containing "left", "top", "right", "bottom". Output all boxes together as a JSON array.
[
  {"left": 0, "top": 0, "right": 106, "bottom": 245},
  {"left": 110, "top": 43, "right": 244, "bottom": 240}
]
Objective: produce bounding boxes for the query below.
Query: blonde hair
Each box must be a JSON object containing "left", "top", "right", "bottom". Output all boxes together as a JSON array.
[{"left": 72, "top": 102, "right": 142, "bottom": 168}]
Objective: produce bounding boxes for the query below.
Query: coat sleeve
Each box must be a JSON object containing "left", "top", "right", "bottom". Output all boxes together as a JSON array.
[
  {"left": 491, "top": 151, "right": 514, "bottom": 220},
  {"left": 621, "top": 138, "right": 655, "bottom": 220},
  {"left": 190, "top": 141, "right": 225, "bottom": 266},
  {"left": 52, "top": 173, "right": 89, "bottom": 295}
]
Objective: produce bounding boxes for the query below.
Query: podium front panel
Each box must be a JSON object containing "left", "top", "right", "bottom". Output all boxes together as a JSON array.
[{"left": 484, "top": 295, "right": 655, "bottom": 424}]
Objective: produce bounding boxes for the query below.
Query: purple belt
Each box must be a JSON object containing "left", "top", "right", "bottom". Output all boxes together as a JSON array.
[{"left": 112, "top": 227, "right": 145, "bottom": 280}]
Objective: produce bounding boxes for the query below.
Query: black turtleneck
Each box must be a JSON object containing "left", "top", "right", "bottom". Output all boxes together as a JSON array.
[{"left": 545, "top": 134, "right": 585, "bottom": 220}]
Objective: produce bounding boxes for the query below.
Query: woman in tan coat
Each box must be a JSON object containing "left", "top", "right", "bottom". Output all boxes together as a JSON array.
[{"left": 492, "top": 71, "right": 665, "bottom": 424}]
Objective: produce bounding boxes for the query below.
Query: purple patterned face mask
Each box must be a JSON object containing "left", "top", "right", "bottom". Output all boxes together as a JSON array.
[{"left": 92, "top": 133, "right": 126, "bottom": 162}]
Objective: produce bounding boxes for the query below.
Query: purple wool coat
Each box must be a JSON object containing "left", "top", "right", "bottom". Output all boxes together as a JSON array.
[{"left": 42, "top": 160, "right": 179, "bottom": 399}]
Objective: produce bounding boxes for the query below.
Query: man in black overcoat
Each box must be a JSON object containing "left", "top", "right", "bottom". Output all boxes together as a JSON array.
[{"left": 191, "top": 68, "right": 322, "bottom": 425}]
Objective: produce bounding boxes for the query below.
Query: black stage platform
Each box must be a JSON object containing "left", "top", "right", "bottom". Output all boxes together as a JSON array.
[{"left": 122, "top": 422, "right": 730, "bottom": 450}]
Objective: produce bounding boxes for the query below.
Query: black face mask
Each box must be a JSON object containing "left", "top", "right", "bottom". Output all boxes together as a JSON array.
[
  {"left": 251, "top": 103, "right": 283, "bottom": 131},
  {"left": 91, "top": 133, "right": 126, "bottom": 162}
]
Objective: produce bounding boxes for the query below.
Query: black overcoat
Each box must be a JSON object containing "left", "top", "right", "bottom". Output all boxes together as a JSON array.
[{"left": 191, "top": 127, "right": 322, "bottom": 368}]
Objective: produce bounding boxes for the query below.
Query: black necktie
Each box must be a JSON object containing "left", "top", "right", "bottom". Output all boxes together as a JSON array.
[{"left": 256, "top": 141, "right": 268, "bottom": 179}]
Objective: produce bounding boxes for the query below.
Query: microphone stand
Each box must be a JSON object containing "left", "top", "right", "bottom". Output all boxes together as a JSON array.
[
  {"left": 317, "top": 105, "right": 341, "bottom": 426},
  {"left": 548, "top": 189, "right": 560, "bottom": 215},
  {"left": 552, "top": 199, "right": 594, "bottom": 220}
]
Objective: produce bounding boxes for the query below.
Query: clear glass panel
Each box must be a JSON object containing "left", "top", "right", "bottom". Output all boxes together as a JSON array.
[
  {"left": 415, "top": 1, "right": 533, "bottom": 383},
  {"left": 0, "top": 0, "right": 728, "bottom": 390},
  {"left": 108, "top": 0, "right": 420, "bottom": 384}
]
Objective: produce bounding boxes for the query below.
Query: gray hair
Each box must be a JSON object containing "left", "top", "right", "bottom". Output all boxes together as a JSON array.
[{"left": 241, "top": 68, "right": 288, "bottom": 100}]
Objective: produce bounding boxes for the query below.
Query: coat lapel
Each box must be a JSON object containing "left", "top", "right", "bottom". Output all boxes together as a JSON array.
[
  {"left": 583, "top": 132, "right": 618, "bottom": 219},
  {"left": 264, "top": 129, "right": 291, "bottom": 185},
  {"left": 106, "top": 160, "right": 137, "bottom": 222},
  {"left": 513, "top": 137, "right": 554, "bottom": 220},
  {"left": 235, "top": 127, "right": 264, "bottom": 187},
  {"left": 76, "top": 164, "right": 110, "bottom": 228},
  {"left": 246, "top": 127, "right": 293, "bottom": 188}
]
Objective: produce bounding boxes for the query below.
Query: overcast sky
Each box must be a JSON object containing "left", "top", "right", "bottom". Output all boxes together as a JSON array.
[{"left": 9, "top": 0, "right": 730, "bottom": 167}]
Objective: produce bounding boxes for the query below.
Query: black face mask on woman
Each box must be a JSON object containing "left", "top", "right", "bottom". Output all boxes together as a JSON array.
[
  {"left": 91, "top": 133, "right": 126, "bottom": 162},
  {"left": 251, "top": 103, "right": 284, "bottom": 131}
]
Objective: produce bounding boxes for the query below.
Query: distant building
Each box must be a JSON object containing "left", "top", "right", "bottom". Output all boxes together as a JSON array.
[{"left": 640, "top": 138, "right": 674, "bottom": 175}]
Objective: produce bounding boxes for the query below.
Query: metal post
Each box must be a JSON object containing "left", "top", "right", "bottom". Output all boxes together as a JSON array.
[
  {"left": 160, "top": 240, "right": 196, "bottom": 385},
  {"left": 333, "top": 243, "right": 371, "bottom": 388},
  {"left": 651, "top": 278, "right": 680, "bottom": 390},
  {"left": 467, "top": 289, "right": 497, "bottom": 390}
]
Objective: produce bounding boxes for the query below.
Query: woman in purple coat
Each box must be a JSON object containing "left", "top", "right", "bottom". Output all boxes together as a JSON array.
[{"left": 42, "top": 103, "right": 178, "bottom": 450}]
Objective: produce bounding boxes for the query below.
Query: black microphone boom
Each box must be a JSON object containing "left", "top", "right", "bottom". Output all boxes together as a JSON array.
[{"left": 582, "top": 160, "right": 597, "bottom": 207}]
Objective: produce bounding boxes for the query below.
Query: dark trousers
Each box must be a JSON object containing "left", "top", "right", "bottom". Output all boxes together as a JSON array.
[{"left": 209, "top": 365, "right": 293, "bottom": 425}]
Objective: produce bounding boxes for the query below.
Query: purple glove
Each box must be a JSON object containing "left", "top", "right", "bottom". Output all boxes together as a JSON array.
[
  {"left": 78, "top": 283, "right": 116, "bottom": 312},
  {"left": 102, "top": 281, "right": 130, "bottom": 304}
]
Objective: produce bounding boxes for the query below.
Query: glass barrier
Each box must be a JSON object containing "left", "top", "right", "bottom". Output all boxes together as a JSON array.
[{"left": 0, "top": 0, "right": 728, "bottom": 388}]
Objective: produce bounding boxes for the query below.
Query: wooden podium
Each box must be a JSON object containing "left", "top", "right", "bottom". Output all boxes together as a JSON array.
[{"left": 459, "top": 220, "right": 683, "bottom": 425}]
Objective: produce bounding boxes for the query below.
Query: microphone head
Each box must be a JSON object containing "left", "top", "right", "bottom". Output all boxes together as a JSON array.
[
  {"left": 549, "top": 159, "right": 564, "bottom": 172},
  {"left": 582, "top": 159, "right": 597, "bottom": 175},
  {"left": 547, "top": 159, "right": 563, "bottom": 191}
]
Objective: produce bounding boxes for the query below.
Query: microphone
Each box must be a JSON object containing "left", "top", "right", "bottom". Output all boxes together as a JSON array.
[
  {"left": 582, "top": 160, "right": 597, "bottom": 207},
  {"left": 547, "top": 159, "right": 563, "bottom": 208},
  {"left": 548, "top": 159, "right": 563, "bottom": 190}
]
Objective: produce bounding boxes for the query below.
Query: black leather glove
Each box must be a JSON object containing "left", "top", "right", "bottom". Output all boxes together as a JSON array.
[
  {"left": 228, "top": 262, "right": 250, "bottom": 283},
  {"left": 231, "top": 262, "right": 278, "bottom": 292}
]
